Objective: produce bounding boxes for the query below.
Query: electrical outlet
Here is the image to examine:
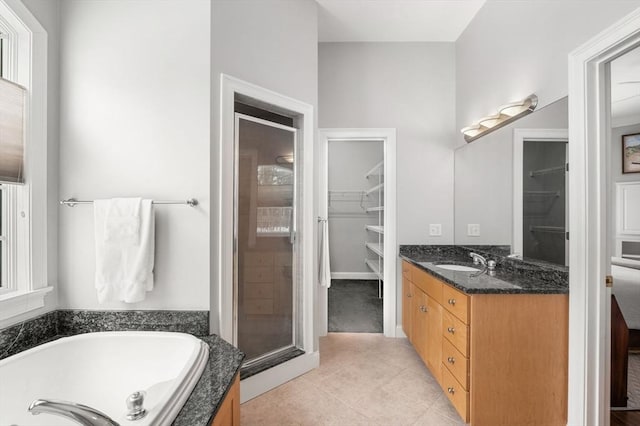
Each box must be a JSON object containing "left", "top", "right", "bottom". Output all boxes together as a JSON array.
[
  {"left": 468, "top": 224, "right": 480, "bottom": 237},
  {"left": 429, "top": 224, "right": 442, "bottom": 236}
]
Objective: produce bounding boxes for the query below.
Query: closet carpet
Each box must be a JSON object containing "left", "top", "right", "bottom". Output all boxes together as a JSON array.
[{"left": 328, "top": 280, "right": 383, "bottom": 333}]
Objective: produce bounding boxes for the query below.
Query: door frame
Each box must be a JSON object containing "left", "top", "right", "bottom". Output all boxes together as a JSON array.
[
  {"left": 317, "top": 128, "right": 397, "bottom": 337},
  {"left": 567, "top": 8, "right": 640, "bottom": 425},
  {"left": 512, "top": 128, "right": 569, "bottom": 262},
  {"left": 217, "top": 74, "right": 317, "bottom": 402}
]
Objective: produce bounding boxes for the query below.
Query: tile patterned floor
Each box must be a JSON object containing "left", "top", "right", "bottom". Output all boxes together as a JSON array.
[{"left": 240, "top": 333, "right": 466, "bottom": 426}]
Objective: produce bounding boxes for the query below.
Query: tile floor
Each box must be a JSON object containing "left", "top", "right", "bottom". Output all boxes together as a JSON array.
[{"left": 240, "top": 333, "right": 466, "bottom": 426}]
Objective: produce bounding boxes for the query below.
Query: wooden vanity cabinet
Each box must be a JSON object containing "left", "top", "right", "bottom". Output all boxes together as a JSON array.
[
  {"left": 210, "top": 373, "right": 240, "bottom": 426},
  {"left": 401, "top": 260, "right": 568, "bottom": 426}
]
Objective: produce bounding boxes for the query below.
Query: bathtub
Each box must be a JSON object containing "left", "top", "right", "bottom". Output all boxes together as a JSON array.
[{"left": 0, "top": 331, "right": 209, "bottom": 425}]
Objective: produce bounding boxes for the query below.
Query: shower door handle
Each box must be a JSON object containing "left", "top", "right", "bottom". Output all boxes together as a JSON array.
[{"left": 289, "top": 230, "right": 296, "bottom": 245}]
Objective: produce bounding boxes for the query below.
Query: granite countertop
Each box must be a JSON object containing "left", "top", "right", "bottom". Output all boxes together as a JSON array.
[
  {"left": 173, "top": 335, "right": 245, "bottom": 426},
  {"left": 399, "top": 245, "right": 569, "bottom": 295}
]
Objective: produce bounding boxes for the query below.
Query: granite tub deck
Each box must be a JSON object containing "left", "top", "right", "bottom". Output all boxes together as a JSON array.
[
  {"left": 174, "top": 334, "right": 244, "bottom": 426},
  {"left": 399, "top": 245, "right": 569, "bottom": 294}
]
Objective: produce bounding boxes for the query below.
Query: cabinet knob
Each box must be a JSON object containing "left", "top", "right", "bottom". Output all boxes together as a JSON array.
[
  {"left": 447, "top": 387, "right": 455, "bottom": 394},
  {"left": 448, "top": 298, "right": 456, "bottom": 305},
  {"left": 447, "top": 327, "right": 455, "bottom": 334},
  {"left": 447, "top": 356, "right": 455, "bottom": 364},
  {"left": 420, "top": 305, "right": 428, "bottom": 313},
  {"left": 407, "top": 294, "right": 412, "bottom": 298}
]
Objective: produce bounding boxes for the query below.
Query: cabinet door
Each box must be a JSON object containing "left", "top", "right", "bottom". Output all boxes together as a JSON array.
[
  {"left": 411, "top": 284, "right": 428, "bottom": 361},
  {"left": 402, "top": 276, "right": 413, "bottom": 340},
  {"left": 426, "top": 296, "right": 443, "bottom": 384}
]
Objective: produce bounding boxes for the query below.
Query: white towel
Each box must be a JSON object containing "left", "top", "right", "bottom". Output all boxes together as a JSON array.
[
  {"left": 94, "top": 198, "right": 155, "bottom": 303},
  {"left": 319, "top": 219, "right": 331, "bottom": 288}
]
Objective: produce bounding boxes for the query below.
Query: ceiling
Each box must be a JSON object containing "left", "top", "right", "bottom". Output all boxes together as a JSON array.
[
  {"left": 611, "top": 47, "right": 640, "bottom": 127},
  {"left": 316, "top": 0, "right": 486, "bottom": 42}
]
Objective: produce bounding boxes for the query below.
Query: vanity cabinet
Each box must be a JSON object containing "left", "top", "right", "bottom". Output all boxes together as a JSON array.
[
  {"left": 401, "top": 260, "right": 568, "bottom": 426},
  {"left": 210, "top": 373, "right": 240, "bottom": 426}
]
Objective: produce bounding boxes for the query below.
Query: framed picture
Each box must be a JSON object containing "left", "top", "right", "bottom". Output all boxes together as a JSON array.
[{"left": 623, "top": 133, "right": 640, "bottom": 174}]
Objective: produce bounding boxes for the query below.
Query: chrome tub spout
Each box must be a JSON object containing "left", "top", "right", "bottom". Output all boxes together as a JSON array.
[{"left": 28, "top": 399, "right": 119, "bottom": 426}]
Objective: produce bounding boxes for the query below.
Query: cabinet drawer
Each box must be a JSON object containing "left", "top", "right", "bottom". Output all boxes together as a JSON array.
[
  {"left": 442, "top": 310, "right": 469, "bottom": 357},
  {"left": 412, "top": 268, "right": 443, "bottom": 305},
  {"left": 442, "top": 338, "right": 469, "bottom": 390},
  {"left": 441, "top": 364, "right": 469, "bottom": 422},
  {"left": 244, "top": 298, "right": 273, "bottom": 315},
  {"left": 244, "top": 267, "right": 274, "bottom": 283},
  {"left": 244, "top": 252, "right": 274, "bottom": 266},
  {"left": 442, "top": 284, "right": 469, "bottom": 324},
  {"left": 244, "top": 283, "right": 274, "bottom": 299}
]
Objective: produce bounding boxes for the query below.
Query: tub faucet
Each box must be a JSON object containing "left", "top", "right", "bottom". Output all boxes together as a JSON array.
[{"left": 29, "top": 399, "right": 120, "bottom": 426}]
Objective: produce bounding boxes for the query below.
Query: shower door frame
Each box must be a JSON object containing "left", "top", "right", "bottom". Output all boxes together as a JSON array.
[
  {"left": 233, "top": 113, "right": 298, "bottom": 365},
  {"left": 216, "top": 74, "right": 317, "bottom": 402}
]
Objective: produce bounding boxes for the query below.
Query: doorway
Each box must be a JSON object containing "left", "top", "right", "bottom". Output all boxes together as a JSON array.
[
  {"left": 317, "top": 129, "right": 397, "bottom": 338},
  {"left": 567, "top": 8, "right": 640, "bottom": 425}
]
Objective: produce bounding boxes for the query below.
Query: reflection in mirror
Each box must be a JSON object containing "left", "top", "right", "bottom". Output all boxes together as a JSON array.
[{"left": 454, "top": 97, "right": 568, "bottom": 265}]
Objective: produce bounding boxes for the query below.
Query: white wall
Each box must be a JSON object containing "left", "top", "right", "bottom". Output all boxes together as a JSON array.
[
  {"left": 57, "top": 0, "right": 210, "bottom": 310},
  {"left": 456, "top": 0, "right": 640, "bottom": 145},
  {"left": 0, "top": 0, "right": 61, "bottom": 328},
  {"left": 454, "top": 97, "right": 568, "bottom": 246},
  {"left": 328, "top": 140, "right": 383, "bottom": 275},
  {"left": 210, "top": 0, "right": 318, "bottom": 333}
]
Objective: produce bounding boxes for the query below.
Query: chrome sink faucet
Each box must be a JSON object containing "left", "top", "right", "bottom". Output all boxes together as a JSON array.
[
  {"left": 29, "top": 399, "right": 120, "bottom": 426},
  {"left": 469, "top": 252, "right": 487, "bottom": 266}
]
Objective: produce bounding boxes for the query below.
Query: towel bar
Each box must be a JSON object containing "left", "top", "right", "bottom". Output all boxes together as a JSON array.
[{"left": 60, "top": 198, "right": 198, "bottom": 207}]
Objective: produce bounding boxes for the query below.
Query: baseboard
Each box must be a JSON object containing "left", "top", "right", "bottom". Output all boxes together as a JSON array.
[
  {"left": 331, "top": 272, "right": 378, "bottom": 280},
  {"left": 395, "top": 325, "right": 406, "bottom": 338},
  {"left": 240, "top": 351, "right": 319, "bottom": 403}
]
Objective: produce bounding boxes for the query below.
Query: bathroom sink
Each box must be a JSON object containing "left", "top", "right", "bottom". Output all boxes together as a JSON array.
[{"left": 434, "top": 264, "right": 480, "bottom": 272}]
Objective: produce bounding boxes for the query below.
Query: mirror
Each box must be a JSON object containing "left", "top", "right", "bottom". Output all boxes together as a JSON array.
[{"left": 454, "top": 96, "right": 568, "bottom": 265}]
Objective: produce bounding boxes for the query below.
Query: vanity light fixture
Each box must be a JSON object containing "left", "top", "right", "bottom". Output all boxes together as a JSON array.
[{"left": 461, "top": 94, "right": 538, "bottom": 143}]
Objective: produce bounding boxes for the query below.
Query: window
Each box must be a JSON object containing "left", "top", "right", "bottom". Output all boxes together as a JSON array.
[{"left": 0, "top": 0, "right": 51, "bottom": 321}]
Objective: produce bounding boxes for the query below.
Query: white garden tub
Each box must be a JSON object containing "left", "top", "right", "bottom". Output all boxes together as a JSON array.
[{"left": 0, "top": 331, "right": 209, "bottom": 425}]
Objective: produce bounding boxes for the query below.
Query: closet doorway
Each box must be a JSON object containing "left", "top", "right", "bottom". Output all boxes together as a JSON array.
[{"left": 318, "top": 129, "right": 397, "bottom": 338}]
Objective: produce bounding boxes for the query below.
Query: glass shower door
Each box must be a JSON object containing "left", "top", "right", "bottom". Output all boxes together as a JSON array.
[{"left": 234, "top": 113, "right": 297, "bottom": 366}]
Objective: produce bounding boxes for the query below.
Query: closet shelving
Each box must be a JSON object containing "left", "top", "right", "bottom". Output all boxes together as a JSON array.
[{"left": 364, "top": 160, "right": 384, "bottom": 297}]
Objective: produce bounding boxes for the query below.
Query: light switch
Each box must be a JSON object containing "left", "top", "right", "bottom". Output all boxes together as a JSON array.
[
  {"left": 468, "top": 224, "right": 480, "bottom": 236},
  {"left": 429, "top": 224, "right": 442, "bottom": 236}
]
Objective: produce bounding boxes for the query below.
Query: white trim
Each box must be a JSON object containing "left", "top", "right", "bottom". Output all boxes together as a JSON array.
[
  {"left": 217, "top": 74, "right": 315, "bottom": 396},
  {"left": 0, "top": 286, "right": 52, "bottom": 320},
  {"left": 395, "top": 325, "right": 406, "bottom": 339},
  {"left": 512, "top": 129, "right": 568, "bottom": 257},
  {"left": 317, "top": 128, "right": 397, "bottom": 338},
  {"left": 0, "top": 0, "right": 49, "bottom": 320},
  {"left": 240, "top": 351, "right": 319, "bottom": 403},
  {"left": 330, "top": 272, "right": 378, "bottom": 280},
  {"left": 616, "top": 181, "right": 640, "bottom": 235},
  {"left": 568, "top": 8, "right": 640, "bottom": 425}
]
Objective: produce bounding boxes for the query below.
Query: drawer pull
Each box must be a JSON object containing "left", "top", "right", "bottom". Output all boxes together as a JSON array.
[
  {"left": 407, "top": 294, "right": 412, "bottom": 298},
  {"left": 447, "top": 356, "right": 455, "bottom": 364},
  {"left": 447, "top": 327, "right": 455, "bottom": 334},
  {"left": 420, "top": 305, "right": 428, "bottom": 313},
  {"left": 448, "top": 298, "right": 456, "bottom": 305},
  {"left": 447, "top": 387, "right": 455, "bottom": 394}
]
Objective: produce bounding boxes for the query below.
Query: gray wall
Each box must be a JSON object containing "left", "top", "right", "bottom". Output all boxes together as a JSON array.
[
  {"left": 211, "top": 0, "right": 318, "bottom": 333},
  {"left": 456, "top": 0, "right": 640, "bottom": 147},
  {"left": 328, "top": 140, "right": 383, "bottom": 275},
  {"left": 319, "top": 42, "right": 456, "bottom": 324}
]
